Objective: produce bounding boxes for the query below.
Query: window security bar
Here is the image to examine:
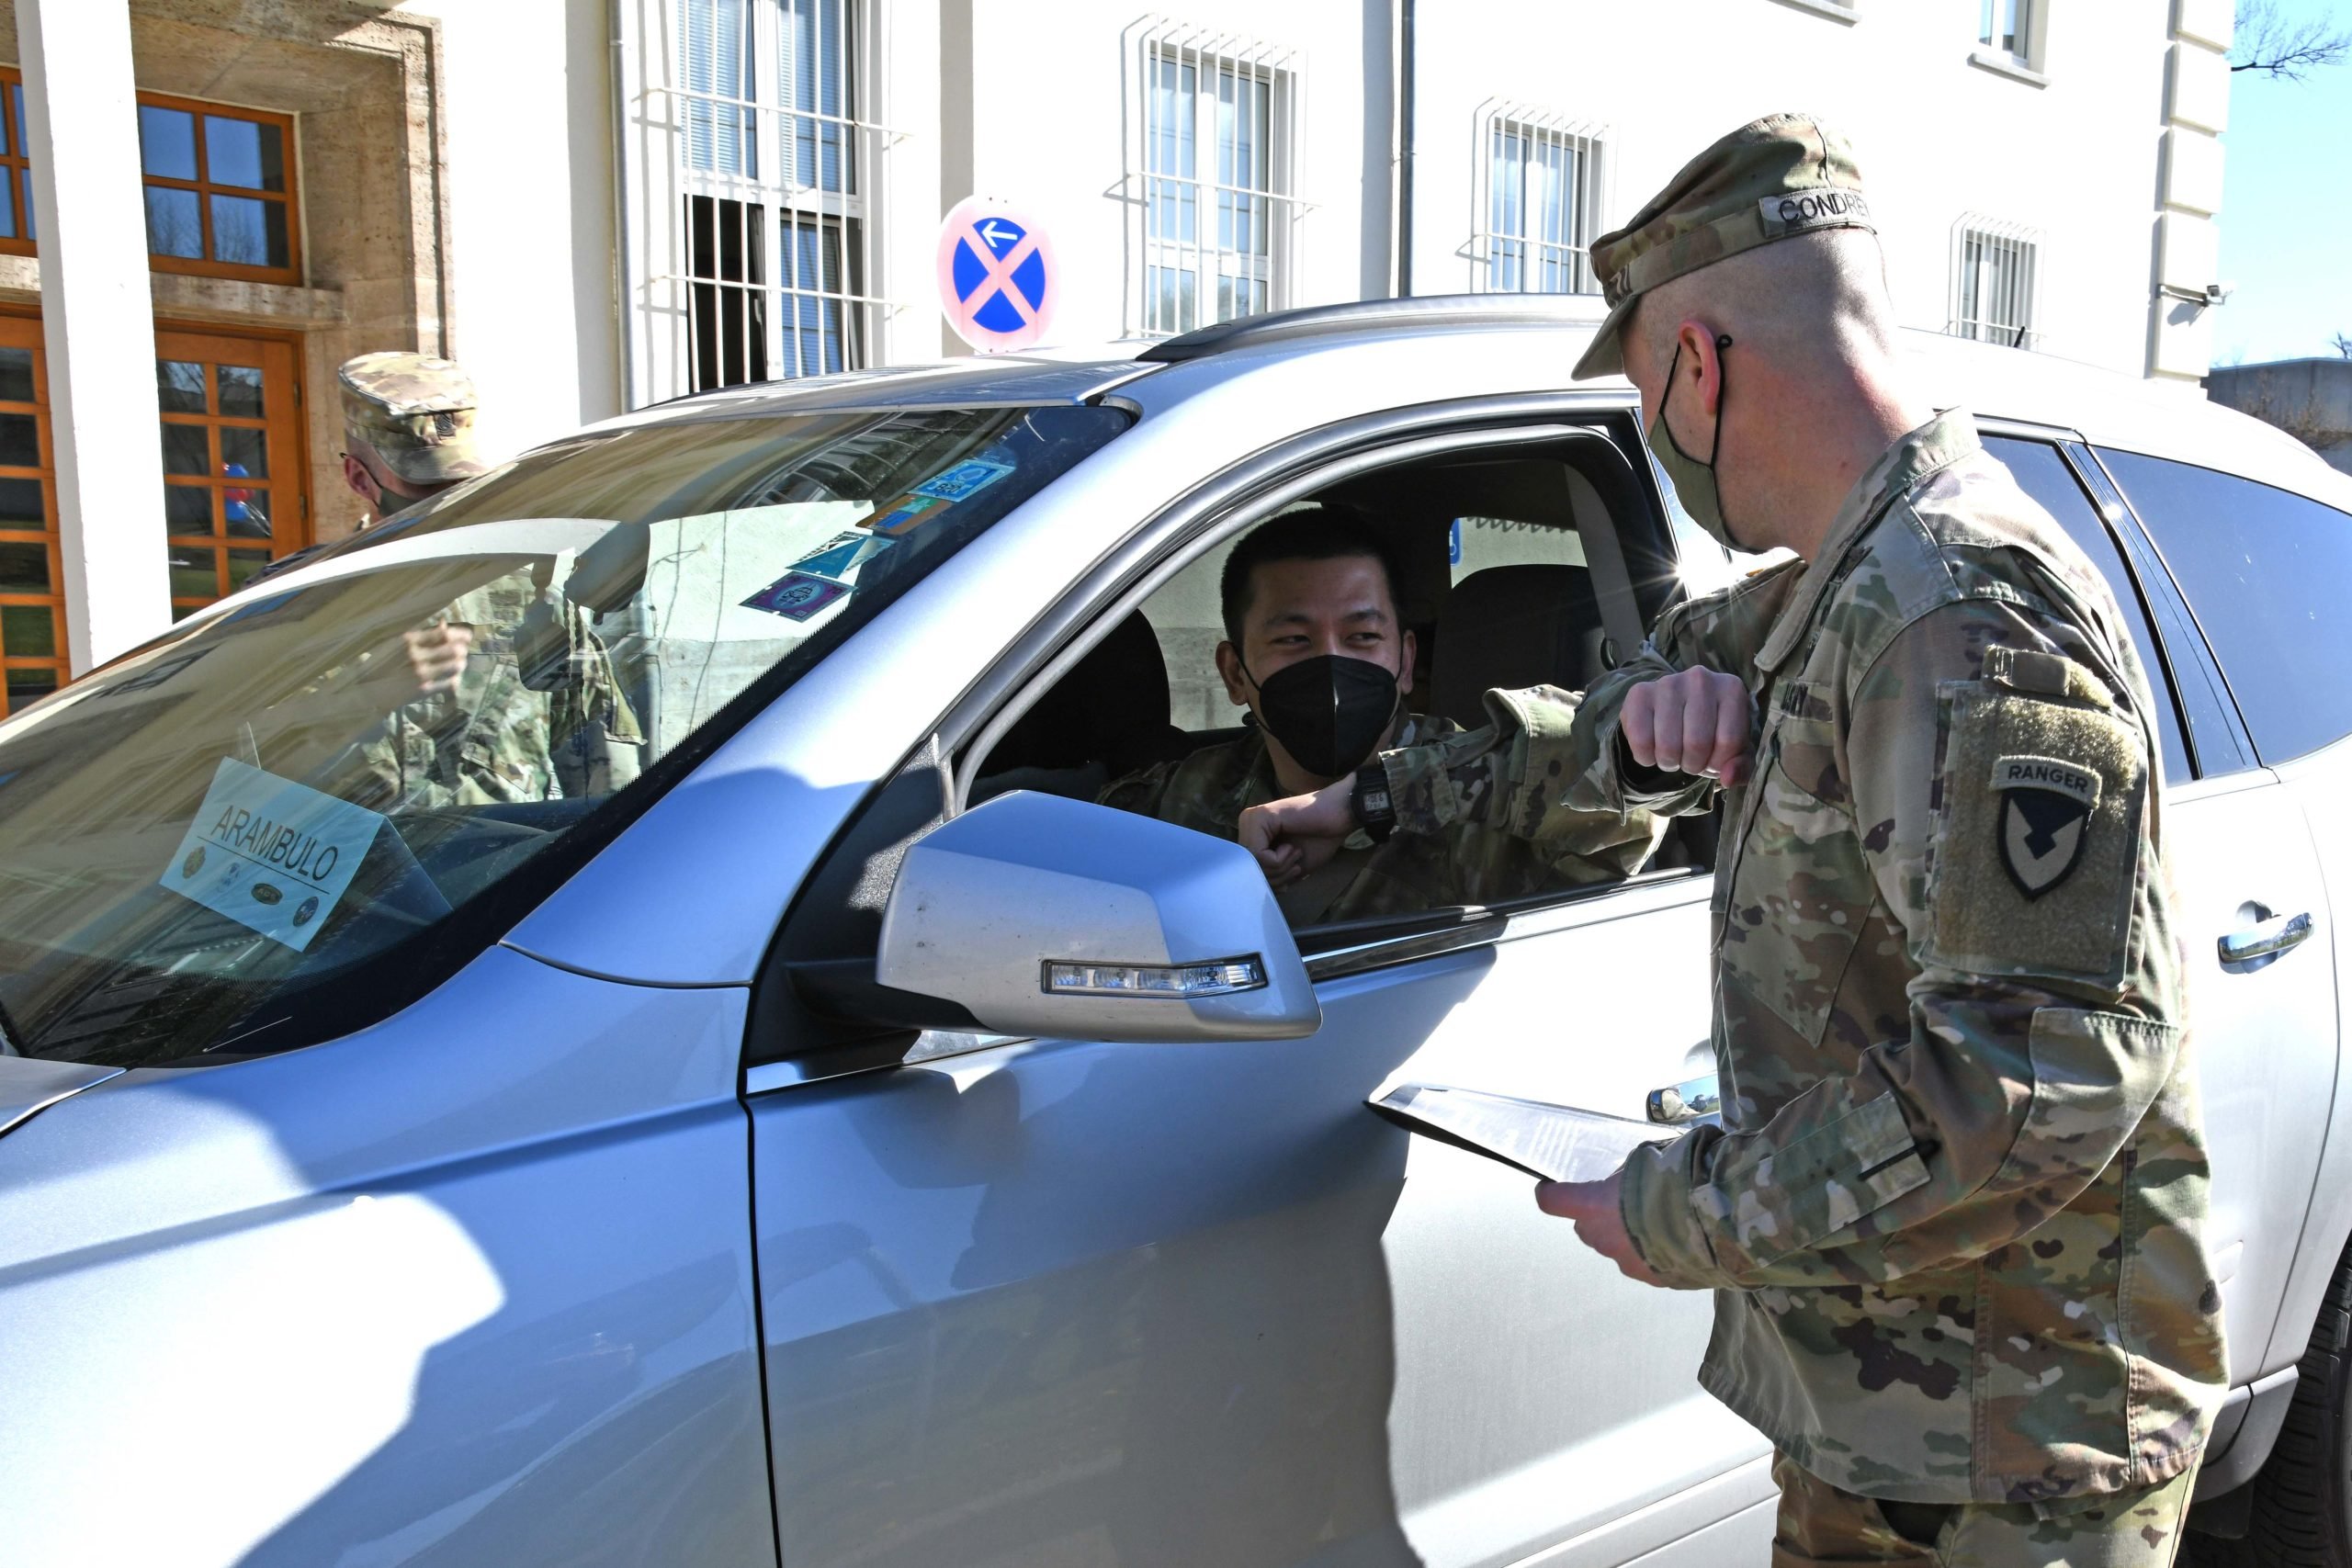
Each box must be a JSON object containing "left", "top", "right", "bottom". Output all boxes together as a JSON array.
[
  {"left": 1471, "top": 104, "right": 1609, "bottom": 296},
  {"left": 1128, "top": 17, "right": 1312, "bottom": 338},
  {"left": 1947, "top": 213, "right": 2043, "bottom": 352},
  {"left": 644, "top": 0, "right": 910, "bottom": 394}
]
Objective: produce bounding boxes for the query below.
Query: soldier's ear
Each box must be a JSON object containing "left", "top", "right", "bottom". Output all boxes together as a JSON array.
[
  {"left": 341, "top": 452, "right": 379, "bottom": 506},
  {"left": 1396, "top": 627, "right": 1418, "bottom": 696},
  {"left": 1214, "top": 640, "right": 1252, "bottom": 708}
]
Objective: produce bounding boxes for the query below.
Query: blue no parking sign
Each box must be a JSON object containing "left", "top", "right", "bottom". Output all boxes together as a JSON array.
[{"left": 936, "top": 197, "right": 1057, "bottom": 351}]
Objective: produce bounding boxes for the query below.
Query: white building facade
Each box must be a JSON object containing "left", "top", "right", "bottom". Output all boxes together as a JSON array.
[{"left": 1, "top": 0, "right": 2233, "bottom": 699}]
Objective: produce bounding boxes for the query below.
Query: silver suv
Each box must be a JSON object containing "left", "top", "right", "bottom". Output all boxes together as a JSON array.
[{"left": 1, "top": 299, "right": 2347, "bottom": 1568}]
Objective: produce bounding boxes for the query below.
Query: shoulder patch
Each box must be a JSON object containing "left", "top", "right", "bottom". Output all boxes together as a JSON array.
[
  {"left": 1927, "top": 685, "right": 2145, "bottom": 981},
  {"left": 1991, "top": 755, "right": 2100, "bottom": 898}
]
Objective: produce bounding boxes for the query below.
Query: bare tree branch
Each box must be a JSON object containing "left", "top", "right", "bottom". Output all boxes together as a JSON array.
[
  {"left": 2333, "top": 331, "right": 2352, "bottom": 360},
  {"left": 2233, "top": 0, "right": 2352, "bottom": 78}
]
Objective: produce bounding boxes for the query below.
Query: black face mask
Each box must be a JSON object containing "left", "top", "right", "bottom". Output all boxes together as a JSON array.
[{"left": 1243, "top": 653, "right": 1401, "bottom": 780}]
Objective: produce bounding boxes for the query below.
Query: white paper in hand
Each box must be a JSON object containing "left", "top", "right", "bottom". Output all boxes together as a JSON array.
[{"left": 1370, "top": 1082, "right": 1677, "bottom": 1185}]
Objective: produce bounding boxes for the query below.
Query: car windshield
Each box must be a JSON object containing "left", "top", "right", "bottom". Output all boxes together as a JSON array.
[{"left": 0, "top": 402, "right": 1130, "bottom": 1068}]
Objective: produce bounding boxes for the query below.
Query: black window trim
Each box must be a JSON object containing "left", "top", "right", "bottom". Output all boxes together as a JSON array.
[
  {"left": 1973, "top": 415, "right": 2236, "bottom": 783},
  {"left": 2066, "top": 443, "right": 2260, "bottom": 776}
]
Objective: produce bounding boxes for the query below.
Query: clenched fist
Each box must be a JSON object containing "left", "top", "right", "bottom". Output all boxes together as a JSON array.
[
  {"left": 1237, "top": 777, "right": 1354, "bottom": 888},
  {"left": 403, "top": 620, "right": 475, "bottom": 696},
  {"left": 1621, "top": 666, "right": 1754, "bottom": 785}
]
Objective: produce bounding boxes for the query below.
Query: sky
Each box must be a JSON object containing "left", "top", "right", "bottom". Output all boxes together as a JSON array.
[{"left": 2211, "top": 0, "right": 2352, "bottom": 366}]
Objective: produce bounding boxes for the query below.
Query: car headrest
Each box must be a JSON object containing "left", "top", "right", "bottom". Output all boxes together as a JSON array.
[
  {"left": 980, "top": 611, "right": 1175, "bottom": 777},
  {"left": 562, "top": 522, "right": 650, "bottom": 615},
  {"left": 1430, "top": 565, "right": 1606, "bottom": 726}
]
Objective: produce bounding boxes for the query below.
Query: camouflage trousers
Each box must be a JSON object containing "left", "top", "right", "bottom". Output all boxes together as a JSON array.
[{"left": 1771, "top": 1452, "right": 2199, "bottom": 1567}]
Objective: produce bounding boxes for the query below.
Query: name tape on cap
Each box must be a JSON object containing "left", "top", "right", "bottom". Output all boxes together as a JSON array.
[{"left": 1758, "top": 187, "right": 1872, "bottom": 237}]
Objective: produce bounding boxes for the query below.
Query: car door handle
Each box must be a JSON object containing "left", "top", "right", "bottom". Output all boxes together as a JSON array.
[
  {"left": 2219, "top": 910, "right": 2314, "bottom": 966},
  {"left": 1648, "top": 1073, "right": 1721, "bottom": 1124}
]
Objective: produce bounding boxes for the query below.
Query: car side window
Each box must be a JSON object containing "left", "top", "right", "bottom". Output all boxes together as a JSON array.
[
  {"left": 966, "top": 435, "right": 1689, "bottom": 942},
  {"left": 1983, "top": 437, "right": 2191, "bottom": 785},
  {"left": 2098, "top": 449, "right": 2352, "bottom": 765}
]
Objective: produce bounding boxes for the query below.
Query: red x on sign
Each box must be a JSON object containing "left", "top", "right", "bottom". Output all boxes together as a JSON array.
[{"left": 936, "top": 197, "right": 1057, "bottom": 351}]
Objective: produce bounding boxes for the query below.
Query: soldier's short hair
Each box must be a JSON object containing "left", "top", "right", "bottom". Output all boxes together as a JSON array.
[{"left": 1219, "top": 503, "right": 1405, "bottom": 644}]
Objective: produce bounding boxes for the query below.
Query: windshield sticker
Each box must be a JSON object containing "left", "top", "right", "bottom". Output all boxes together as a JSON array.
[
  {"left": 161, "top": 758, "right": 388, "bottom": 953},
  {"left": 865, "top": 493, "right": 944, "bottom": 537},
  {"left": 741, "top": 570, "right": 853, "bottom": 622},
  {"left": 789, "top": 530, "right": 896, "bottom": 581},
  {"left": 910, "top": 457, "right": 1015, "bottom": 503}
]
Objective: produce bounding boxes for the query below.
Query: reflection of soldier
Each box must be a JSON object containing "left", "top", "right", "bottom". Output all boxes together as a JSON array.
[
  {"left": 338, "top": 350, "right": 491, "bottom": 525},
  {"left": 334, "top": 353, "right": 642, "bottom": 808},
  {"left": 1363, "top": 118, "right": 2217, "bottom": 1564},
  {"left": 1100, "top": 508, "right": 1658, "bottom": 923}
]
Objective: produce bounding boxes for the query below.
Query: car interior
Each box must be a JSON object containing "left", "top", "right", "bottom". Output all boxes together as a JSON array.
[{"left": 967, "top": 443, "right": 1681, "bottom": 852}]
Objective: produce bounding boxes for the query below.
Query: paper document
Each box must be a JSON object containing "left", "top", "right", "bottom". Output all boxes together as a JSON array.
[{"left": 1369, "top": 1082, "right": 1679, "bottom": 1185}]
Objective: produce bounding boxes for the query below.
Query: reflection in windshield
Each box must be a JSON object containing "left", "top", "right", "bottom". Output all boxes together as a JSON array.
[{"left": 0, "top": 404, "right": 1129, "bottom": 1067}]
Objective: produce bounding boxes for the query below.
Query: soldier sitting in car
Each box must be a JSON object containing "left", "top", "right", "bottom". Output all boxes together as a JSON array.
[{"left": 1098, "top": 504, "right": 1663, "bottom": 924}]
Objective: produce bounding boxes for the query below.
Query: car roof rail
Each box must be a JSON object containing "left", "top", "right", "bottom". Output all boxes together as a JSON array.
[{"left": 1134, "top": 292, "right": 1607, "bottom": 364}]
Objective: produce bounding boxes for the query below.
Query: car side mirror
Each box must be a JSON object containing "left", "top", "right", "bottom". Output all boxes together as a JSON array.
[{"left": 876, "top": 791, "right": 1321, "bottom": 1044}]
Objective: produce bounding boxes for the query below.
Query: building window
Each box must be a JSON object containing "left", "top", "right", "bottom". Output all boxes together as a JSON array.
[
  {"left": 671, "top": 0, "right": 877, "bottom": 391},
  {"left": 0, "top": 74, "right": 33, "bottom": 255},
  {"left": 0, "top": 76, "right": 302, "bottom": 281},
  {"left": 1473, "top": 107, "right": 1607, "bottom": 295},
  {"left": 136, "top": 95, "right": 301, "bottom": 283},
  {"left": 0, "top": 313, "right": 60, "bottom": 715},
  {"left": 1979, "top": 0, "right": 2034, "bottom": 62},
  {"left": 155, "top": 327, "right": 308, "bottom": 619},
  {"left": 1130, "top": 24, "right": 1301, "bottom": 337},
  {"left": 1972, "top": 0, "right": 2046, "bottom": 76},
  {"left": 1949, "top": 216, "right": 2042, "bottom": 349}
]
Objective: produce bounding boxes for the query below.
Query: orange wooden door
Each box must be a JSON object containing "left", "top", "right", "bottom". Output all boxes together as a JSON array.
[
  {"left": 0, "top": 310, "right": 62, "bottom": 716},
  {"left": 153, "top": 325, "right": 308, "bottom": 619}
]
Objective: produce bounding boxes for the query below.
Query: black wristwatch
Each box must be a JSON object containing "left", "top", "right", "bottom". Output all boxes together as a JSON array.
[{"left": 1351, "top": 761, "right": 1396, "bottom": 844}]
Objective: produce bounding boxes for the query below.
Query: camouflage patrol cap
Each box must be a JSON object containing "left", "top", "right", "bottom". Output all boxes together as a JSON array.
[
  {"left": 1571, "top": 113, "right": 1874, "bottom": 381},
  {"left": 337, "top": 350, "right": 489, "bottom": 485}
]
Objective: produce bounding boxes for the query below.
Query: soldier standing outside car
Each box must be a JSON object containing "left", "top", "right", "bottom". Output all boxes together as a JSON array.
[
  {"left": 324, "top": 351, "right": 642, "bottom": 808},
  {"left": 1242, "top": 115, "right": 2225, "bottom": 1565}
]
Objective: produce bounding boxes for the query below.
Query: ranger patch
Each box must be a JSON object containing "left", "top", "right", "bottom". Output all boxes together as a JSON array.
[{"left": 1991, "top": 754, "right": 2099, "bottom": 898}]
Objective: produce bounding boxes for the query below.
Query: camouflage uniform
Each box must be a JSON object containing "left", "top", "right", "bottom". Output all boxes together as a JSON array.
[
  {"left": 1382, "top": 411, "right": 2227, "bottom": 1525},
  {"left": 1770, "top": 1451, "right": 2198, "bottom": 1568},
  {"left": 333, "top": 353, "right": 642, "bottom": 809},
  {"left": 1100, "top": 714, "right": 1662, "bottom": 924}
]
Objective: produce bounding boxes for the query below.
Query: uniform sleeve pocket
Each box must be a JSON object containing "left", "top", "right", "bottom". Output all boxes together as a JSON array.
[
  {"left": 1988, "top": 1008, "right": 2180, "bottom": 1195},
  {"left": 1699, "top": 1085, "right": 1932, "bottom": 1265}
]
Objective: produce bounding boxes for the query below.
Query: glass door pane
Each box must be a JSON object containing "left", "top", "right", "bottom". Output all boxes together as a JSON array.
[
  {"left": 0, "top": 310, "right": 59, "bottom": 716},
  {"left": 152, "top": 326, "right": 308, "bottom": 620}
]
